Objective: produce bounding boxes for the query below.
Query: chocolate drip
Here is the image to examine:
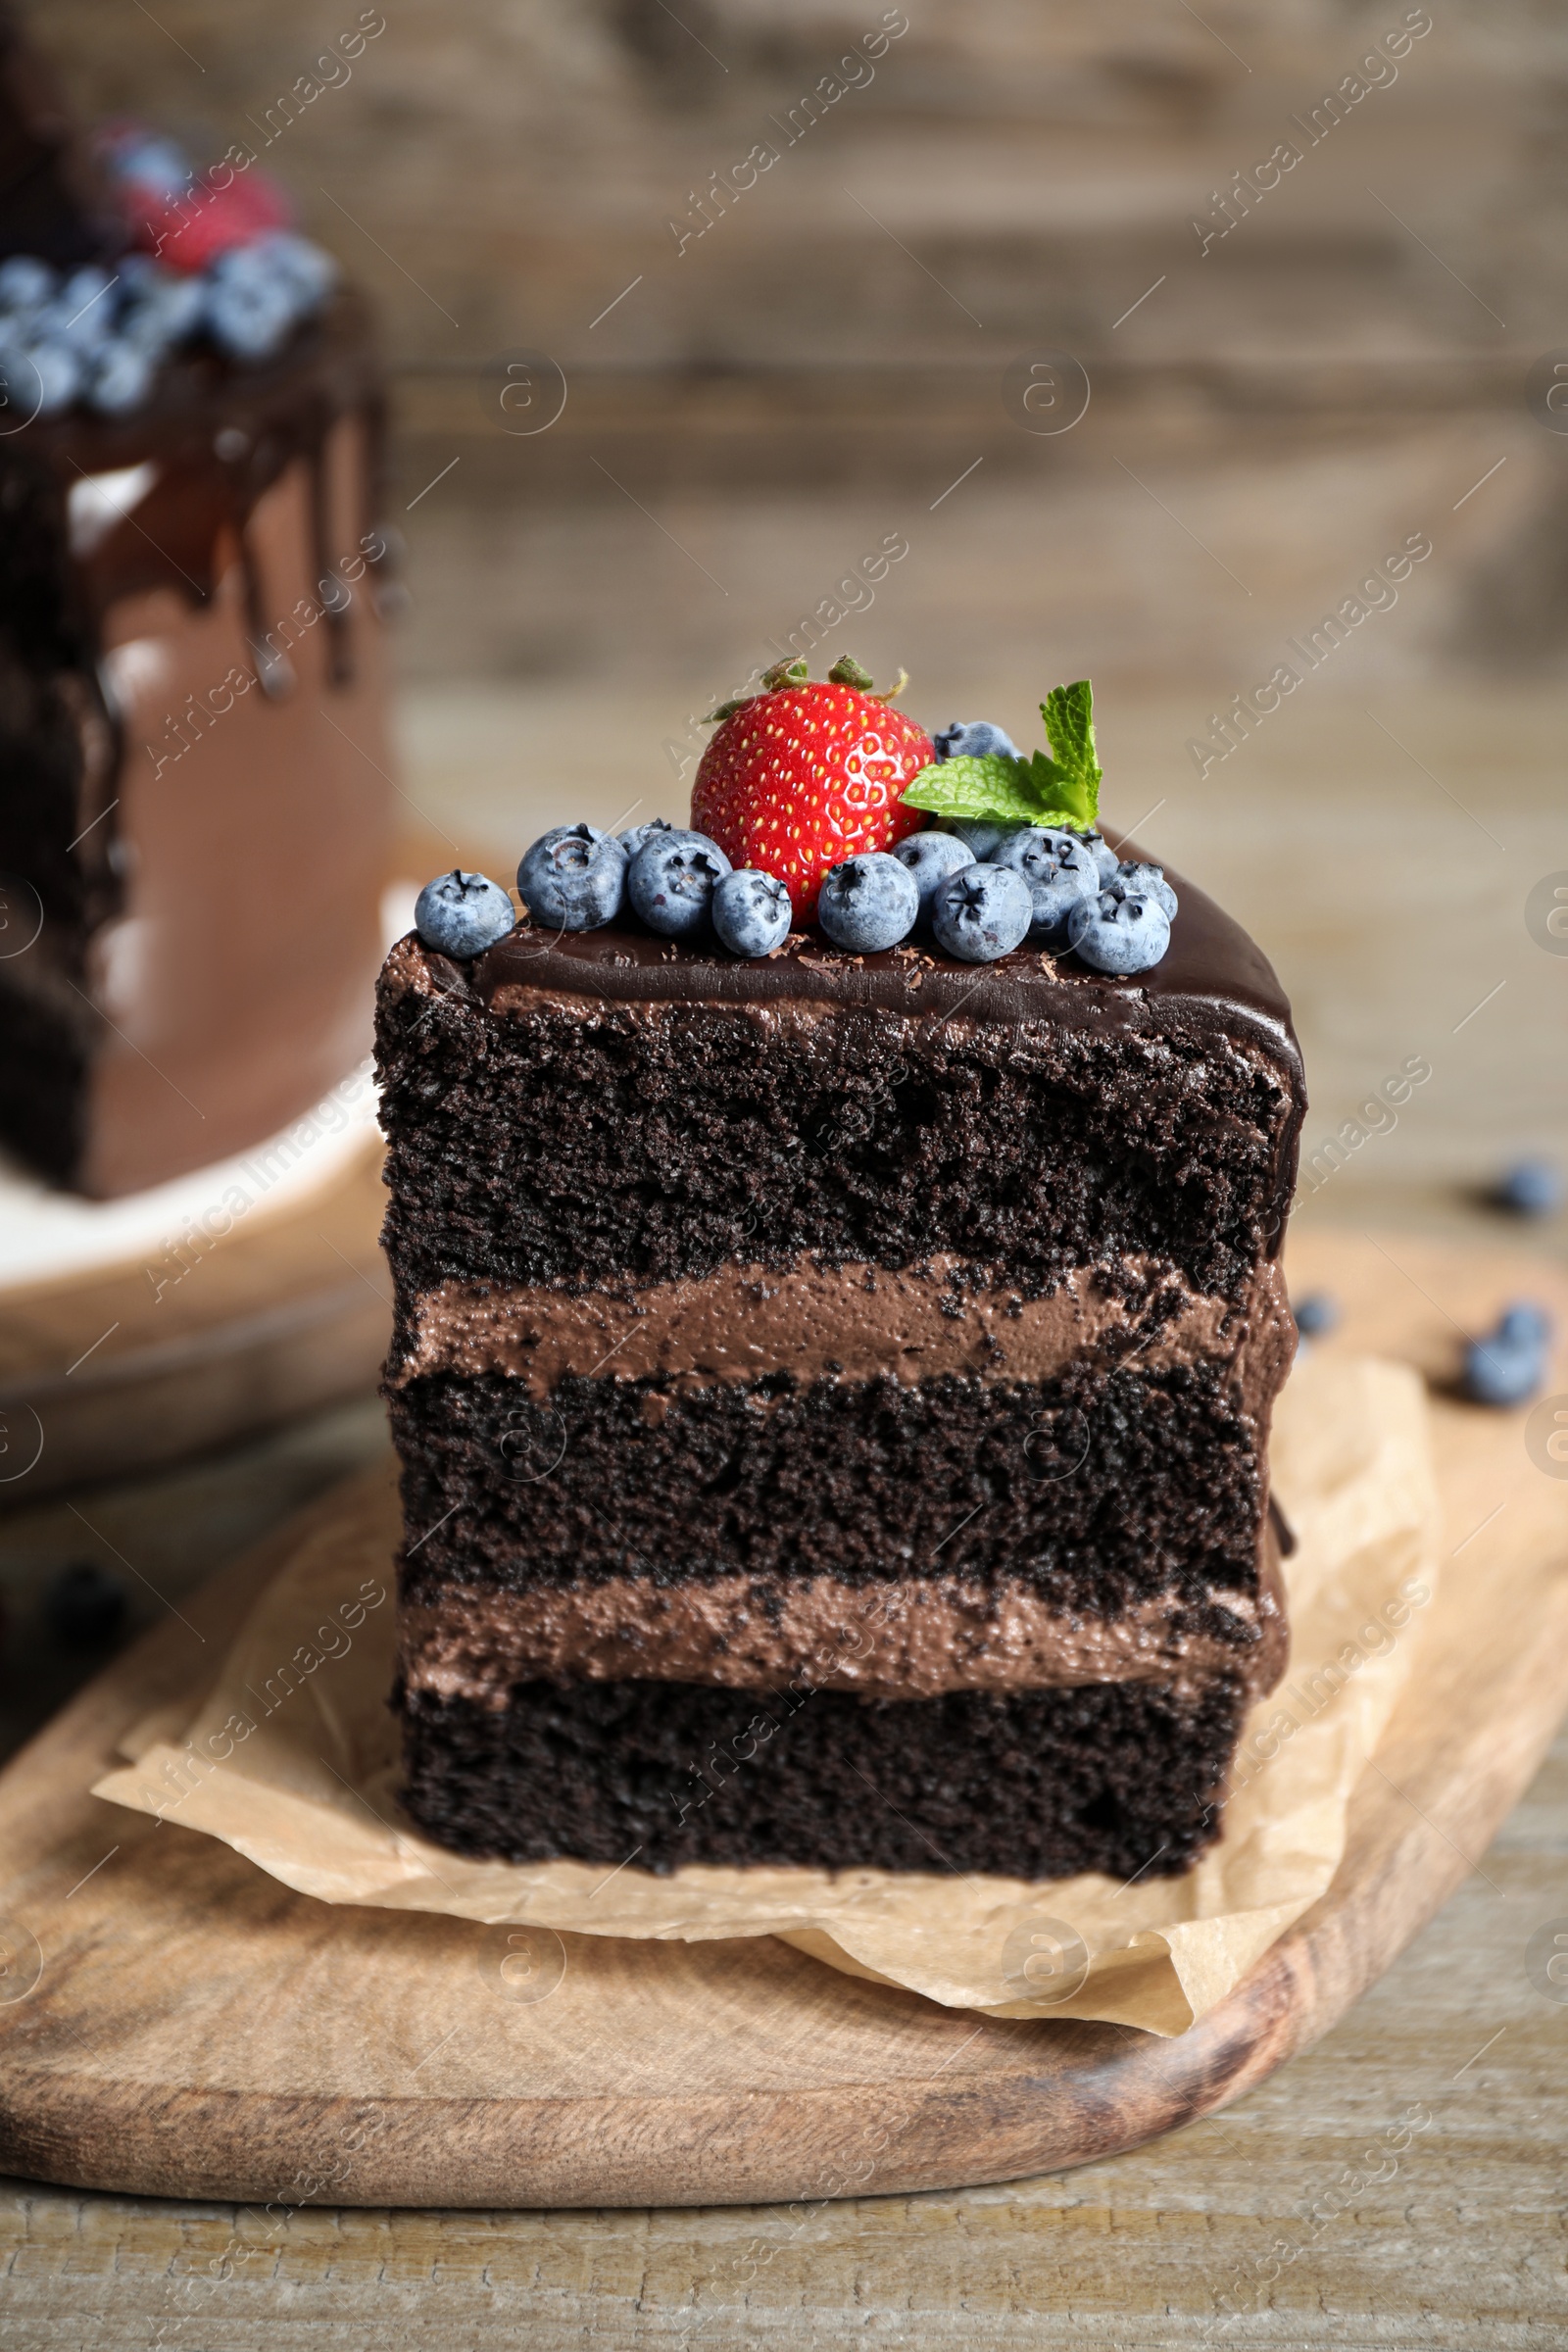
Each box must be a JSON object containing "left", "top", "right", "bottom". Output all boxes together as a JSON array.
[
  {"left": 0, "top": 291, "right": 386, "bottom": 860},
  {"left": 237, "top": 516, "right": 283, "bottom": 697},
  {"left": 18, "top": 293, "right": 385, "bottom": 612},
  {"left": 309, "top": 421, "right": 353, "bottom": 686}
]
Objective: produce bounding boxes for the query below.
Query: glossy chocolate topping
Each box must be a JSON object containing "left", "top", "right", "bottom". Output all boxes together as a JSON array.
[
  {"left": 474, "top": 842, "right": 1298, "bottom": 1064},
  {"left": 435, "top": 843, "right": 1303, "bottom": 1262}
]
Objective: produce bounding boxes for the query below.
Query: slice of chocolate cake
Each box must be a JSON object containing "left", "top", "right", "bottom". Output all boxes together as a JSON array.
[
  {"left": 377, "top": 670, "right": 1304, "bottom": 1883},
  {"left": 0, "top": 18, "right": 395, "bottom": 1196}
]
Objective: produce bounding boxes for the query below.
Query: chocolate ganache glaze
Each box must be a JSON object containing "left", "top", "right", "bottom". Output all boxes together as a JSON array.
[
  {"left": 456, "top": 840, "right": 1306, "bottom": 1254},
  {"left": 474, "top": 844, "right": 1289, "bottom": 1042}
]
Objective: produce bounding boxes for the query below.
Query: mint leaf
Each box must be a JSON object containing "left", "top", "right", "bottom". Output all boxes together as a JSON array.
[
  {"left": 899, "top": 681, "right": 1104, "bottom": 828},
  {"left": 900, "top": 755, "right": 1044, "bottom": 824},
  {"left": 1012, "top": 747, "right": 1096, "bottom": 830},
  {"left": 1038, "top": 681, "right": 1102, "bottom": 824}
]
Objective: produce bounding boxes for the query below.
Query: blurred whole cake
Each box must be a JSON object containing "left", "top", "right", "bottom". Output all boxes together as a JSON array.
[
  {"left": 376, "top": 663, "right": 1304, "bottom": 1883},
  {"left": 0, "top": 10, "right": 394, "bottom": 1199}
]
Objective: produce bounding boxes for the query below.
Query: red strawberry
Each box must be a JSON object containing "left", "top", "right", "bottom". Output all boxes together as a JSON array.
[{"left": 692, "top": 657, "right": 932, "bottom": 918}]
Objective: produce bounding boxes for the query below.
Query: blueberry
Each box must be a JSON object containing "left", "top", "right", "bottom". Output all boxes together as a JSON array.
[
  {"left": 44, "top": 1561, "right": 128, "bottom": 1648},
  {"left": 88, "top": 340, "right": 158, "bottom": 416},
  {"left": 254, "top": 231, "right": 336, "bottom": 308},
  {"left": 1067, "top": 886, "right": 1172, "bottom": 976},
  {"left": 517, "top": 823, "right": 628, "bottom": 931},
  {"left": 1493, "top": 1158, "right": 1563, "bottom": 1218},
  {"left": 627, "top": 827, "right": 731, "bottom": 938},
  {"left": 991, "top": 827, "right": 1101, "bottom": 946},
  {"left": 50, "top": 267, "right": 116, "bottom": 352},
  {"left": 618, "top": 816, "right": 676, "bottom": 862},
  {"left": 1462, "top": 1331, "right": 1544, "bottom": 1408},
  {"left": 18, "top": 339, "right": 80, "bottom": 416},
  {"left": 1078, "top": 828, "right": 1121, "bottom": 885},
  {"left": 116, "top": 253, "right": 164, "bottom": 300},
  {"left": 712, "top": 867, "right": 792, "bottom": 957},
  {"left": 1496, "top": 1300, "right": 1551, "bottom": 1351},
  {"left": 122, "top": 270, "right": 205, "bottom": 353},
  {"left": 415, "top": 869, "right": 515, "bottom": 958},
  {"left": 933, "top": 719, "right": 1019, "bottom": 762},
  {"left": 1292, "top": 1292, "right": 1339, "bottom": 1341},
  {"left": 930, "top": 862, "right": 1033, "bottom": 962},
  {"left": 204, "top": 249, "right": 302, "bottom": 360},
  {"left": 1116, "top": 859, "right": 1178, "bottom": 919},
  {"left": 940, "top": 817, "right": 1021, "bottom": 861},
  {"left": 0, "top": 255, "right": 55, "bottom": 314},
  {"left": 816, "top": 852, "right": 920, "bottom": 954},
  {"left": 892, "top": 828, "right": 973, "bottom": 918}
]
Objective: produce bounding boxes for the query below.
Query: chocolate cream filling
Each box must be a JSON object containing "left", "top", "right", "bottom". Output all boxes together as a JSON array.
[
  {"left": 398, "top": 1532, "right": 1289, "bottom": 1708},
  {"left": 388, "top": 1253, "right": 1293, "bottom": 1401}
]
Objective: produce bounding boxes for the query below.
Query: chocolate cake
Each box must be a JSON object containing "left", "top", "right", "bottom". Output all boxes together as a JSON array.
[
  {"left": 377, "top": 679, "right": 1304, "bottom": 1880},
  {"left": 0, "top": 16, "right": 394, "bottom": 1196}
]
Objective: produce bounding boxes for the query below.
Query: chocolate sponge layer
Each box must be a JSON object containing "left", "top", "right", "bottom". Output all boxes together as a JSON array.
[
  {"left": 396, "top": 1671, "right": 1248, "bottom": 1880},
  {"left": 374, "top": 944, "right": 1301, "bottom": 1316},
  {"left": 389, "top": 1359, "right": 1267, "bottom": 1616}
]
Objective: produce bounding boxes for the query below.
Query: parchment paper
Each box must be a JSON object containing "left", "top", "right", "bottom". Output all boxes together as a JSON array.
[{"left": 94, "top": 1351, "right": 1439, "bottom": 2034}]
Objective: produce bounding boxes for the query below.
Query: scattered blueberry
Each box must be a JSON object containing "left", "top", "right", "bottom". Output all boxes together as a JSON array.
[
  {"left": 627, "top": 827, "right": 731, "bottom": 939},
  {"left": 517, "top": 823, "right": 628, "bottom": 932},
  {"left": 711, "top": 867, "right": 793, "bottom": 957},
  {"left": 1493, "top": 1158, "right": 1564, "bottom": 1219},
  {"left": 933, "top": 719, "right": 1019, "bottom": 762},
  {"left": 44, "top": 1561, "right": 129, "bottom": 1649},
  {"left": 1115, "top": 859, "right": 1178, "bottom": 920},
  {"left": 991, "top": 827, "right": 1101, "bottom": 946},
  {"left": 816, "top": 853, "right": 920, "bottom": 954},
  {"left": 618, "top": 816, "right": 676, "bottom": 862},
  {"left": 1292, "top": 1292, "right": 1340, "bottom": 1341},
  {"left": 415, "top": 869, "right": 516, "bottom": 958},
  {"left": 1067, "top": 885, "right": 1172, "bottom": 976},
  {"left": 930, "top": 862, "right": 1033, "bottom": 962},
  {"left": 892, "top": 828, "right": 974, "bottom": 918},
  {"left": 1496, "top": 1300, "right": 1551, "bottom": 1351},
  {"left": 1466, "top": 1317, "right": 1551, "bottom": 1401}
]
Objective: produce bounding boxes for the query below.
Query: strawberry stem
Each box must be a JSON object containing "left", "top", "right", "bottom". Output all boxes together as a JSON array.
[{"left": 827, "top": 654, "right": 875, "bottom": 690}]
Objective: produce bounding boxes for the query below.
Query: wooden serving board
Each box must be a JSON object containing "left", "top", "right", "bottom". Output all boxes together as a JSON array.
[{"left": 0, "top": 1232, "right": 1564, "bottom": 2210}]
